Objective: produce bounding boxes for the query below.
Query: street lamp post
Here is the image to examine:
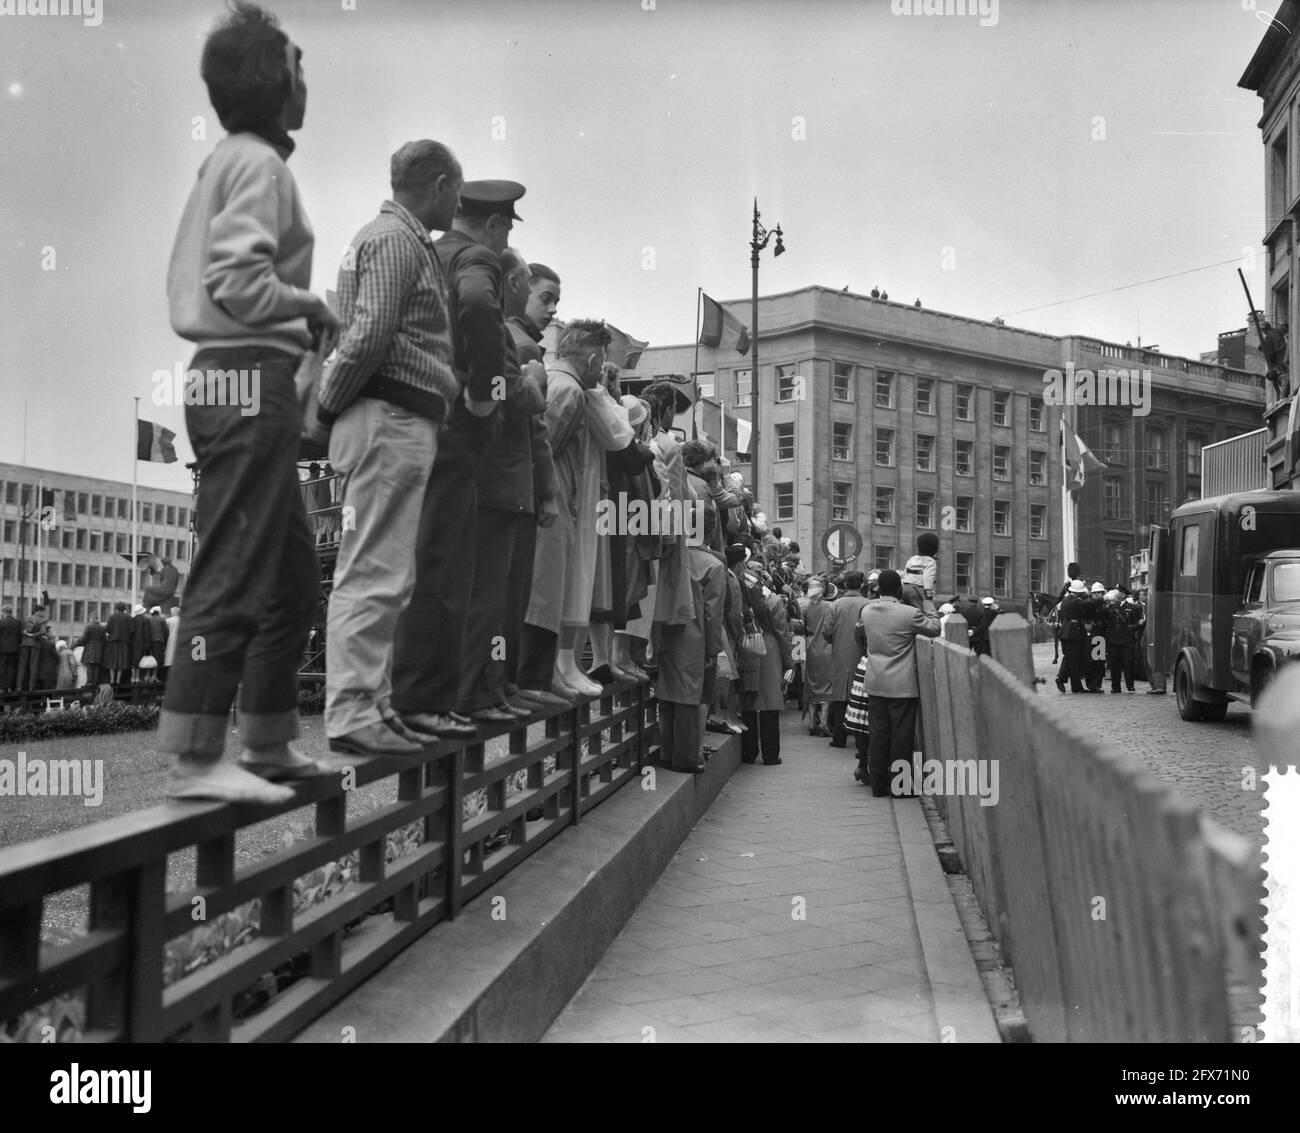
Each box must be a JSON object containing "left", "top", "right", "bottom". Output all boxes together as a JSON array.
[{"left": 750, "top": 198, "right": 784, "bottom": 493}]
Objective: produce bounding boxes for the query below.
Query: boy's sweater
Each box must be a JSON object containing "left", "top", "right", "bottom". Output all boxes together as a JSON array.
[{"left": 167, "top": 132, "right": 321, "bottom": 355}]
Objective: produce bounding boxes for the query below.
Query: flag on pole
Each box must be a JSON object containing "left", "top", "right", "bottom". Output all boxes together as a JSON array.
[
  {"left": 604, "top": 321, "right": 648, "bottom": 370},
  {"left": 698, "top": 293, "right": 751, "bottom": 354},
  {"left": 136, "top": 420, "right": 177, "bottom": 463},
  {"left": 1061, "top": 421, "right": 1104, "bottom": 491}
]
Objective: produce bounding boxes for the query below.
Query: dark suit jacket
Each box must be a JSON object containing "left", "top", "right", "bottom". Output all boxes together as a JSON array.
[
  {"left": 106, "top": 611, "right": 133, "bottom": 644},
  {"left": 434, "top": 229, "right": 505, "bottom": 404},
  {"left": 0, "top": 615, "right": 20, "bottom": 653},
  {"left": 477, "top": 332, "right": 548, "bottom": 513}
]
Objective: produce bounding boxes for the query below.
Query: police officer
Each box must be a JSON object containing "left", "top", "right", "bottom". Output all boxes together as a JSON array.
[
  {"left": 392, "top": 180, "right": 524, "bottom": 740},
  {"left": 1057, "top": 579, "right": 1091, "bottom": 693},
  {"left": 1084, "top": 581, "right": 1108, "bottom": 691}
]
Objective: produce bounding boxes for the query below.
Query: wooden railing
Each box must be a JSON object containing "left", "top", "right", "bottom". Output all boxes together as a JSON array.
[
  {"left": 914, "top": 614, "right": 1263, "bottom": 1042},
  {"left": 0, "top": 680, "right": 656, "bottom": 1042}
]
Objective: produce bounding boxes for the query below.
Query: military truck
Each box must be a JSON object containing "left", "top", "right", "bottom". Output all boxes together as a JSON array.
[{"left": 1147, "top": 490, "right": 1300, "bottom": 720}]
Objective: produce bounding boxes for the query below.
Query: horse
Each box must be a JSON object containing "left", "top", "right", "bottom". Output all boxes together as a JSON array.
[{"left": 1029, "top": 591, "right": 1063, "bottom": 663}]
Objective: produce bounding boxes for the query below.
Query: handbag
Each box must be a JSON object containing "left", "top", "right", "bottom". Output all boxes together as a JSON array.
[
  {"left": 138, "top": 655, "right": 158, "bottom": 670},
  {"left": 740, "top": 628, "right": 767, "bottom": 658},
  {"left": 716, "top": 648, "right": 738, "bottom": 680}
]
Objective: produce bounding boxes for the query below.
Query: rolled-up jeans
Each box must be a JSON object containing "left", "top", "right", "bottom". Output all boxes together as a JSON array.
[
  {"left": 326, "top": 398, "right": 437, "bottom": 736},
  {"left": 157, "top": 346, "right": 319, "bottom": 761}
]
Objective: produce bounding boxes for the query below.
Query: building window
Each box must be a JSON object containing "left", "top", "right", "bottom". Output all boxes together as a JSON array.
[
  {"left": 874, "top": 486, "right": 895, "bottom": 525},
  {"left": 955, "top": 552, "right": 973, "bottom": 592},
  {"left": 955, "top": 496, "right": 973, "bottom": 533},
  {"left": 177, "top": 543, "right": 187, "bottom": 561},
  {"left": 832, "top": 362, "right": 854, "bottom": 402},
  {"left": 59, "top": 601, "right": 72, "bottom": 623},
  {"left": 166, "top": 505, "right": 177, "bottom": 526},
  {"left": 75, "top": 564, "right": 86, "bottom": 586},
  {"left": 2, "top": 520, "right": 12, "bottom": 543},
  {"left": 117, "top": 498, "right": 129, "bottom": 519},
  {"left": 735, "top": 369, "right": 752, "bottom": 407},
  {"left": 832, "top": 422, "right": 853, "bottom": 461},
  {"left": 76, "top": 528, "right": 86, "bottom": 550},
  {"left": 1030, "top": 558, "right": 1047, "bottom": 593},
  {"left": 955, "top": 384, "right": 974, "bottom": 421},
  {"left": 875, "top": 370, "right": 895, "bottom": 409},
  {"left": 915, "top": 434, "right": 935, "bottom": 472},
  {"left": 90, "top": 530, "right": 102, "bottom": 553},
  {"left": 1030, "top": 504, "right": 1047, "bottom": 540},
  {"left": 993, "top": 499, "right": 1011, "bottom": 536},
  {"left": 775, "top": 422, "right": 795, "bottom": 461},
  {"left": 61, "top": 530, "right": 72, "bottom": 550},
  {"left": 165, "top": 539, "right": 175, "bottom": 559},
  {"left": 178, "top": 507, "right": 189, "bottom": 528},
  {"left": 993, "top": 556, "right": 1010, "bottom": 597},
  {"left": 1104, "top": 478, "right": 1122, "bottom": 521},
  {"left": 1146, "top": 427, "right": 1166, "bottom": 470},
  {"left": 875, "top": 428, "right": 894, "bottom": 466},
  {"left": 1103, "top": 422, "right": 1123, "bottom": 463},
  {"left": 916, "top": 490, "right": 935, "bottom": 529},
  {"left": 100, "top": 602, "right": 111, "bottom": 620},
  {"left": 1029, "top": 396, "right": 1044, "bottom": 432},
  {"left": 115, "top": 568, "right": 126, "bottom": 589},
  {"left": 103, "top": 496, "right": 115, "bottom": 517},
  {"left": 774, "top": 482, "right": 794, "bottom": 521},
  {"left": 60, "top": 563, "right": 71, "bottom": 585},
  {"left": 88, "top": 566, "right": 100, "bottom": 588},
  {"left": 1029, "top": 450, "right": 1046, "bottom": 486},
  {"left": 831, "top": 481, "right": 853, "bottom": 521},
  {"left": 875, "top": 545, "right": 894, "bottom": 571},
  {"left": 76, "top": 491, "right": 88, "bottom": 513},
  {"left": 74, "top": 600, "right": 85, "bottom": 622},
  {"left": 955, "top": 439, "right": 973, "bottom": 477},
  {"left": 776, "top": 364, "right": 799, "bottom": 402},
  {"left": 3, "top": 482, "right": 14, "bottom": 504},
  {"left": 915, "top": 377, "right": 934, "bottom": 415},
  {"left": 1145, "top": 482, "right": 1167, "bottom": 525},
  {"left": 993, "top": 445, "right": 1011, "bottom": 481},
  {"left": 90, "top": 494, "right": 102, "bottom": 516},
  {"left": 1187, "top": 435, "right": 1203, "bottom": 477},
  {"left": 992, "top": 390, "right": 1011, "bottom": 427}
]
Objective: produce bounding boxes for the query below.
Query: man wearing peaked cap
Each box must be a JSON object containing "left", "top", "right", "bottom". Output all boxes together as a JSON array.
[
  {"left": 391, "top": 176, "right": 528, "bottom": 739},
  {"left": 458, "top": 179, "right": 525, "bottom": 221}
]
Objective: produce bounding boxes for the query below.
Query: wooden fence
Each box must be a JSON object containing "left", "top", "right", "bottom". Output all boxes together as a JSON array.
[
  {"left": 915, "top": 613, "right": 1263, "bottom": 1042},
  {"left": 0, "top": 680, "right": 656, "bottom": 1042}
]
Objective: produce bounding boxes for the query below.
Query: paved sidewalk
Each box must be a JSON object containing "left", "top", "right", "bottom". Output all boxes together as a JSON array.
[{"left": 543, "top": 714, "right": 999, "bottom": 1043}]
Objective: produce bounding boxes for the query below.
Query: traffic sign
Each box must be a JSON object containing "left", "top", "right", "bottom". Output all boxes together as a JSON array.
[{"left": 821, "top": 522, "right": 862, "bottom": 562}]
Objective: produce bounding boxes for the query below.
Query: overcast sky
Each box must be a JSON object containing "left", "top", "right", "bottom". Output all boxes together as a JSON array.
[{"left": 0, "top": 0, "right": 1273, "bottom": 487}]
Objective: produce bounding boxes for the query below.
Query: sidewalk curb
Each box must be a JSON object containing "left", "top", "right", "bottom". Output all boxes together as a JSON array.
[
  {"left": 292, "top": 736, "right": 740, "bottom": 1043},
  {"left": 895, "top": 796, "right": 1003, "bottom": 1043}
]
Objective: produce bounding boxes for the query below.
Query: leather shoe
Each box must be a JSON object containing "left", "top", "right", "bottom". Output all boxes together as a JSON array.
[
  {"left": 502, "top": 695, "right": 540, "bottom": 715},
  {"left": 470, "top": 705, "right": 520, "bottom": 724},
  {"left": 519, "top": 687, "right": 573, "bottom": 708},
  {"left": 401, "top": 712, "right": 477, "bottom": 740},
  {"left": 329, "top": 721, "right": 424, "bottom": 756}
]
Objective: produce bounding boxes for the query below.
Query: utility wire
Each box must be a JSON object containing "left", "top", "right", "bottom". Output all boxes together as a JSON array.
[{"left": 1001, "top": 256, "right": 1252, "bottom": 318}]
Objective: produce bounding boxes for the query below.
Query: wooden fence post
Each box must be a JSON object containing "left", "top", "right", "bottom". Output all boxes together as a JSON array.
[{"left": 988, "top": 613, "right": 1034, "bottom": 688}]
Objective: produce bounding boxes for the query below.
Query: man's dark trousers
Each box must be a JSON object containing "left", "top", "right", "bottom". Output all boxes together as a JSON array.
[
  {"left": 0, "top": 653, "right": 15, "bottom": 691},
  {"left": 458, "top": 509, "right": 528, "bottom": 712},
  {"left": 392, "top": 410, "right": 496, "bottom": 715},
  {"left": 1062, "top": 637, "right": 1088, "bottom": 693},
  {"left": 1109, "top": 644, "right": 1135, "bottom": 692},
  {"left": 866, "top": 695, "right": 919, "bottom": 795},
  {"left": 826, "top": 700, "right": 847, "bottom": 746}
]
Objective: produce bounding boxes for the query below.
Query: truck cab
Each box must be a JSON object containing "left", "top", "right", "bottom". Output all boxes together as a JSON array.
[{"left": 1148, "top": 490, "right": 1300, "bottom": 721}]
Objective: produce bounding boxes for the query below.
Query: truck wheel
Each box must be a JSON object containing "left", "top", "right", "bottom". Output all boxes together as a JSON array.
[
  {"left": 1200, "top": 701, "right": 1228, "bottom": 722},
  {"left": 1174, "top": 659, "right": 1204, "bottom": 722}
]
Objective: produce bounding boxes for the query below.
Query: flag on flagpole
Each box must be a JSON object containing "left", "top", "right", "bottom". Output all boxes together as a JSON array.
[
  {"left": 1060, "top": 421, "right": 1104, "bottom": 491},
  {"left": 136, "top": 420, "right": 177, "bottom": 463},
  {"left": 604, "top": 321, "right": 649, "bottom": 369},
  {"left": 698, "top": 293, "right": 751, "bottom": 354}
]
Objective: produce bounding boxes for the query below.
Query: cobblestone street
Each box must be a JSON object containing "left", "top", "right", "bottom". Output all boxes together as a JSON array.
[{"left": 1030, "top": 643, "right": 1265, "bottom": 846}]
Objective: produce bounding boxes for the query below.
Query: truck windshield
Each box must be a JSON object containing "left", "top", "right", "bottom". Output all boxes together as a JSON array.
[{"left": 1273, "top": 562, "right": 1300, "bottom": 603}]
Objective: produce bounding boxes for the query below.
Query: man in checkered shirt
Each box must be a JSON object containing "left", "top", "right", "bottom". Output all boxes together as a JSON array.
[{"left": 315, "top": 140, "right": 464, "bottom": 757}]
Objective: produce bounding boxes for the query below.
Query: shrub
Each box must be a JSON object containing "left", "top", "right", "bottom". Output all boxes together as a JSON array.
[{"left": 0, "top": 702, "right": 160, "bottom": 744}]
